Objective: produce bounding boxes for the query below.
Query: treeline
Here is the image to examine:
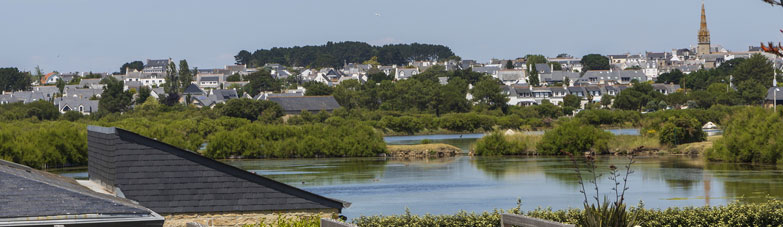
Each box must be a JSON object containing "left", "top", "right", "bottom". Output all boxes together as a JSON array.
[
  {"left": 707, "top": 107, "right": 783, "bottom": 164},
  {"left": 234, "top": 41, "right": 457, "bottom": 68},
  {"left": 0, "top": 67, "right": 32, "bottom": 92}
]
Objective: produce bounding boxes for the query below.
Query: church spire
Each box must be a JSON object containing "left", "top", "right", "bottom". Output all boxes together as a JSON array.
[{"left": 697, "top": 1, "right": 711, "bottom": 56}]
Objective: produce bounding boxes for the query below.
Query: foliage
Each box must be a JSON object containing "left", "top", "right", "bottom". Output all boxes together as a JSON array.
[
  {"left": 136, "top": 86, "right": 151, "bottom": 104},
  {"left": 205, "top": 121, "right": 385, "bottom": 159},
  {"left": 473, "top": 131, "right": 538, "bottom": 156},
  {"left": 178, "top": 60, "right": 193, "bottom": 91},
  {"left": 303, "top": 81, "right": 333, "bottom": 96},
  {"left": 120, "top": 61, "right": 144, "bottom": 74},
  {"left": 707, "top": 107, "right": 783, "bottom": 164},
  {"left": 243, "top": 69, "right": 280, "bottom": 96},
  {"left": 471, "top": 77, "right": 508, "bottom": 112},
  {"left": 563, "top": 94, "right": 581, "bottom": 109},
  {"left": 353, "top": 200, "right": 783, "bottom": 227},
  {"left": 0, "top": 68, "right": 32, "bottom": 92},
  {"left": 217, "top": 98, "right": 282, "bottom": 122},
  {"left": 241, "top": 215, "right": 321, "bottom": 227},
  {"left": 576, "top": 109, "right": 641, "bottom": 127},
  {"left": 505, "top": 60, "right": 514, "bottom": 69},
  {"left": 62, "top": 111, "right": 83, "bottom": 122},
  {"left": 55, "top": 78, "right": 66, "bottom": 94},
  {"left": 537, "top": 119, "right": 613, "bottom": 155},
  {"left": 612, "top": 81, "right": 663, "bottom": 111},
  {"left": 235, "top": 41, "right": 456, "bottom": 68},
  {"left": 0, "top": 121, "right": 87, "bottom": 169},
  {"left": 581, "top": 54, "right": 610, "bottom": 71},
  {"left": 98, "top": 77, "right": 133, "bottom": 115},
  {"left": 226, "top": 73, "right": 242, "bottom": 82},
  {"left": 657, "top": 116, "right": 706, "bottom": 146},
  {"left": 655, "top": 69, "right": 684, "bottom": 85}
]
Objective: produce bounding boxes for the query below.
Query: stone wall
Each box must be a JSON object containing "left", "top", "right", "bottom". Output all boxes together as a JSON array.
[{"left": 163, "top": 209, "right": 338, "bottom": 227}]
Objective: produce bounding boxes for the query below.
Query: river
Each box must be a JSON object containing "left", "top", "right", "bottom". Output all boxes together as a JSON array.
[{"left": 55, "top": 129, "right": 776, "bottom": 220}]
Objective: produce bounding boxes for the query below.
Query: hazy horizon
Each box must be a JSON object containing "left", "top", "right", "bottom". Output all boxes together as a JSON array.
[{"left": 2, "top": 0, "right": 782, "bottom": 73}]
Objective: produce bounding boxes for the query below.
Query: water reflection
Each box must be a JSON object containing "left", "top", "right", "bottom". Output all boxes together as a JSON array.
[{"left": 224, "top": 158, "right": 388, "bottom": 186}]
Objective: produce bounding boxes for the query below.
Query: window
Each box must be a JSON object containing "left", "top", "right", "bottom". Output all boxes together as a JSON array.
[{"left": 79, "top": 106, "right": 83, "bottom": 112}]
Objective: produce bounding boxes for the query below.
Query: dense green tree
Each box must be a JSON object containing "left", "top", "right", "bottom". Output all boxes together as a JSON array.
[
  {"left": 525, "top": 55, "right": 548, "bottom": 65},
  {"left": 333, "top": 79, "right": 364, "bottom": 109},
  {"left": 656, "top": 69, "right": 684, "bottom": 85},
  {"left": 243, "top": 70, "right": 279, "bottom": 96},
  {"left": 528, "top": 66, "right": 540, "bottom": 86},
  {"left": 55, "top": 78, "right": 65, "bottom": 94},
  {"left": 367, "top": 71, "right": 393, "bottom": 82},
  {"left": 537, "top": 119, "right": 613, "bottom": 155},
  {"left": 226, "top": 73, "right": 242, "bottom": 82},
  {"left": 658, "top": 115, "right": 706, "bottom": 146},
  {"left": 178, "top": 60, "right": 193, "bottom": 90},
  {"left": 707, "top": 107, "right": 783, "bottom": 164},
  {"left": 563, "top": 94, "right": 581, "bottom": 109},
  {"left": 600, "top": 95, "right": 614, "bottom": 108},
  {"left": 733, "top": 54, "right": 773, "bottom": 87},
  {"left": 61, "top": 111, "right": 83, "bottom": 122},
  {"left": 549, "top": 62, "right": 563, "bottom": 71},
  {"left": 612, "top": 81, "right": 662, "bottom": 111},
  {"left": 505, "top": 60, "right": 514, "bottom": 69},
  {"left": 0, "top": 68, "right": 32, "bottom": 92},
  {"left": 219, "top": 98, "right": 282, "bottom": 122},
  {"left": 737, "top": 80, "right": 767, "bottom": 105},
  {"left": 136, "top": 86, "right": 151, "bottom": 104},
  {"left": 581, "top": 54, "right": 610, "bottom": 71},
  {"left": 303, "top": 81, "right": 333, "bottom": 96},
  {"left": 98, "top": 77, "right": 133, "bottom": 115},
  {"left": 471, "top": 77, "right": 509, "bottom": 112},
  {"left": 120, "top": 61, "right": 144, "bottom": 74},
  {"left": 236, "top": 42, "right": 456, "bottom": 68}
]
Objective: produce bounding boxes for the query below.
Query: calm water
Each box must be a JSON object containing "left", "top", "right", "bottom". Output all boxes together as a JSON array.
[{"left": 55, "top": 129, "right": 769, "bottom": 220}]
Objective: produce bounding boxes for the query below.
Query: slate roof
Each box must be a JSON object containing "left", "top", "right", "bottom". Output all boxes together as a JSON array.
[
  {"left": 183, "top": 83, "right": 204, "bottom": 95},
  {"left": 766, "top": 87, "right": 783, "bottom": 101},
  {"left": 145, "top": 59, "right": 169, "bottom": 68},
  {"left": 267, "top": 96, "right": 341, "bottom": 114},
  {"left": 534, "top": 63, "right": 551, "bottom": 74},
  {"left": 0, "top": 159, "right": 162, "bottom": 226},
  {"left": 201, "top": 76, "right": 219, "bottom": 82},
  {"left": 87, "top": 126, "right": 347, "bottom": 214}
]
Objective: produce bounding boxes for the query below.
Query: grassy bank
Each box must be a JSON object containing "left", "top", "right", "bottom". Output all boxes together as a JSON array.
[
  {"left": 351, "top": 200, "right": 783, "bottom": 227},
  {"left": 471, "top": 132, "right": 717, "bottom": 156}
]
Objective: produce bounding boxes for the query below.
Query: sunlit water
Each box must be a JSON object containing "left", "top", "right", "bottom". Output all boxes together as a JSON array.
[{"left": 53, "top": 129, "right": 776, "bottom": 220}]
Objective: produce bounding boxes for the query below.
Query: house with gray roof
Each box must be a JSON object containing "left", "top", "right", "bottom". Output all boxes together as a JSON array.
[
  {"left": 183, "top": 84, "right": 204, "bottom": 96},
  {"left": 0, "top": 159, "right": 164, "bottom": 227},
  {"left": 766, "top": 87, "right": 783, "bottom": 108},
  {"left": 55, "top": 97, "right": 99, "bottom": 115},
  {"left": 472, "top": 66, "right": 501, "bottom": 76},
  {"left": 268, "top": 96, "right": 341, "bottom": 114},
  {"left": 539, "top": 71, "right": 581, "bottom": 86},
  {"left": 534, "top": 63, "right": 552, "bottom": 75},
  {"left": 142, "top": 59, "right": 171, "bottom": 74},
  {"left": 652, "top": 83, "right": 681, "bottom": 95},
  {"left": 198, "top": 75, "right": 220, "bottom": 89},
  {"left": 497, "top": 69, "right": 526, "bottom": 85},
  {"left": 395, "top": 68, "right": 419, "bottom": 80},
  {"left": 87, "top": 126, "right": 346, "bottom": 226}
]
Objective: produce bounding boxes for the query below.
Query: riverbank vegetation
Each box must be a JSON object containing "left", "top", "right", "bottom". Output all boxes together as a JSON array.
[
  {"left": 707, "top": 107, "right": 783, "bottom": 164},
  {"left": 386, "top": 144, "right": 461, "bottom": 158},
  {"left": 351, "top": 200, "right": 783, "bottom": 227}
]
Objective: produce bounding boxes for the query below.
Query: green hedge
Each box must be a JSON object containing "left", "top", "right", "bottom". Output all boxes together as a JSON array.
[
  {"left": 352, "top": 200, "right": 783, "bottom": 227},
  {"left": 707, "top": 107, "right": 783, "bottom": 164}
]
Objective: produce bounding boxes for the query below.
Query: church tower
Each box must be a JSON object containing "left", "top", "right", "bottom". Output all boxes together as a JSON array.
[{"left": 697, "top": 1, "right": 711, "bottom": 56}]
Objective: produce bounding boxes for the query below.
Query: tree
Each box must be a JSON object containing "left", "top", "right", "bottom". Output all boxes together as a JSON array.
[
  {"left": 600, "top": 95, "right": 614, "bottom": 108},
  {"left": 160, "top": 61, "right": 180, "bottom": 106},
  {"left": 556, "top": 53, "right": 571, "bottom": 58},
  {"left": 737, "top": 80, "right": 767, "bottom": 105},
  {"left": 243, "top": 70, "right": 280, "bottom": 97},
  {"left": 303, "top": 81, "right": 333, "bottom": 96},
  {"left": 471, "top": 77, "right": 509, "bottom": 112},
  {"left": 333, "top": 79, "right": 363, "bottom": 109},
  {"left": 733, "top": 54, "right": 773, "bottom": 87},
  {"left": 178, "top": 60, "right": 193, "bottom": 91},
  {"left": 136, "top": 86, "right": 151, "bottom": 104},
  {"left": 0, "top": 68, "right": 32, "bottom": 92},
  {"left": 563, "top": 94, "right": 581, "bottom": 109},
  {"left": 658, "top": 116, "right": 706, "bottom": 146},
  {"left": 525, "top": 54, "right": 548, "bottom": 65},
  {"left": 656, "top": 69, "right": 684, "bottom": 85},
  {"left": 55, "top": 78, "right": 65, "bottom": 94},
  {"left": 98, "top": 77, "right": 132, "bottom": 115},
  {"left": 537, "top": 119, "right": 613, "bottom": 155},
  {"left": 120, "top": 61, "right": 144, "bottom": 74},
  {"left": 363, "top": 56, "right": 381, "bottom": 66},
  {"left": 528, "top": 65, "right": 540, "bottom": 86},
  {"left": 505, "top": 60, "right": 514, "bottom": 69},
  {"left": 549, "top": 62, "right": 563, "bottom": 71},
  {"left": 234, "top": 50, "right": 252, "bottom": 65},
  {"left": 581, "top": 54, "right": 610, "bottom": 71},
  {"left": 219, "top": 98, "right": 282, "bottom": 122},
  {"left": 226, "top": 73, "right": 242, "bottom": 82}
]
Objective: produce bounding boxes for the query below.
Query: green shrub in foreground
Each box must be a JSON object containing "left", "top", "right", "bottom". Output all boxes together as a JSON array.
[
  {"left": 352, "top": 200, "right": 783, "bottom": 227},
  {"left": 537, "top": 119, "right": 613, "bottom": 155}
]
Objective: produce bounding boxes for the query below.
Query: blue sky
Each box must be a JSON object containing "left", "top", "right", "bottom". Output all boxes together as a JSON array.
[{"left": 1, "top": 0, "right": 782, "bottom": 73}]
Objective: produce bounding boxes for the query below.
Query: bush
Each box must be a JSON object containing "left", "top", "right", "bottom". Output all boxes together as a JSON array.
[
  {"left": 62, "top": 111, "right": 83, "bottom": 122},
  {"left": 352, "top": 200, "right": 783, "bottom": 227},
  {"left": 537, "top": 119, "right": 613, "bottom": 155},
  {"left": 380, "top": 116, "right": 424, "bottom": 134},
  {"left": 473, "top": 131, "right": 537, "bottom": 156},
  {"left": 657, "top": 116, "right": 706, "bottom": 146},
  {"left": 707, "top": 107, "right": 783, "bottom": 164}
]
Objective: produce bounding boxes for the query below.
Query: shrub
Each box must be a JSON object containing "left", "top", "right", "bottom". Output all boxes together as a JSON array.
[
  {"left": 61, "top": 111, "right": 83, "bottom": 122},
  {"left": 707, "top": 107, "right": 783, "bottom": 164},
  {"left": 473, "top": 131, "right": 538, "bottom": 156},
  {"left": 537, "top": 119, "right": 613, "bottom": 155},
  {"left": 657, "top": 116, "right": 706, "bottom": 146}
]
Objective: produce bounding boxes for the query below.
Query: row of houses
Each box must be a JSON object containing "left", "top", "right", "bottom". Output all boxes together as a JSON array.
[{"left": 503, "top": 83, "right": 681, "bottom": 108}]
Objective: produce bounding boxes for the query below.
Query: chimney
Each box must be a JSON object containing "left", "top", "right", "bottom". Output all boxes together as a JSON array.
[{"left": 550, "top": 63, "right": 554, "bottom": 72}]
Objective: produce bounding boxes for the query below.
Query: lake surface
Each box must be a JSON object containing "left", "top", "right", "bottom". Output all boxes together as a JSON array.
[{"left": 55, "top": 129, "right": 768, "bottom": 220}]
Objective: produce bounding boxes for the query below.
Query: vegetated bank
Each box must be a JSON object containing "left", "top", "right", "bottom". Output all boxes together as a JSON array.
[
  {"left": 350, "top": 200, "right": 783, "bottom": 227},
  {"left": 386, "top": 144, "right": 461, "bottom": 158}
]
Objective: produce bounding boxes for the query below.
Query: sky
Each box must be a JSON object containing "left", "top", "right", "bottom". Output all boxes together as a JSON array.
[{"left": 1, "top": 0, "right": 782, "bottom": 73}]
